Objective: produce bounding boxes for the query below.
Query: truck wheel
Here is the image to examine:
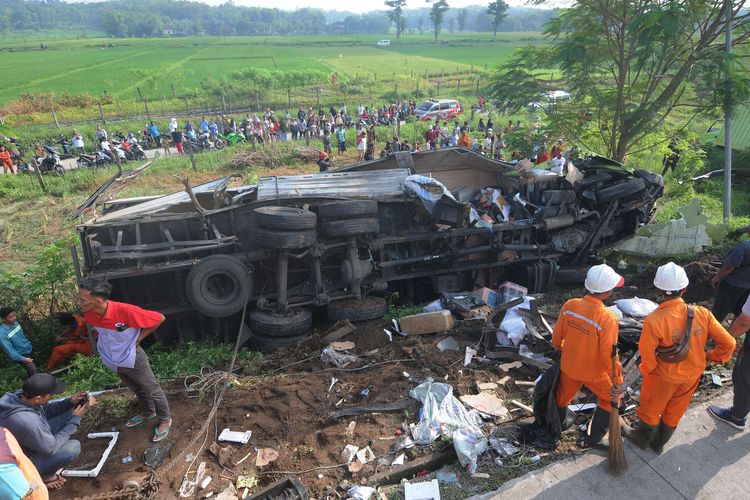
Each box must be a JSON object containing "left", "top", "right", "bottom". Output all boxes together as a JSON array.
[
  {"left": 249, "top": 307, "right": 312, "bottom": 337},
  {"left": 327, "top": 297, "right": 388, "bottom": 322},
  {"left": 319, "top": 200, "right": 378, "bottom": 220},
  {"left": 185, "top": 255, "right": 252, "bottom": 318},
  {"left": 555, "top": 267, "right": 588, "bottom": 286},
  {"left": 249, "top": 332, "right": 310, "bottom": 353},
  {"left": 596, "top": 178, "right": 646, "bottom": 203},
  {"left": 254, "top": 206, "right": 317, "bottom": 230},
  {"left": 251, "top": 227, "right": 317, "bottom": 249},
  {"left": 321, "top": 218, "right": 379, "bottom": 237}
]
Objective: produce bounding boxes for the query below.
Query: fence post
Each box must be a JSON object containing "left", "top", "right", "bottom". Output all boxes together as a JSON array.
[
  {"left": 368, "top": 83, "right": 372, "bottom": 101},
  {"left": 457, "top": 79, "right": 460, "bottom": 94},
  {"left": 288, "top": 88, "right": 292, "bottom": 109},
  {"left": 394, "top": 83, "right": 398, "bottom": 100},
  {"left": 437, "top": 81, "right": 441, "bottom": 96},
  {"left": 143, "top": 98, "right": 151, "bottom": 120},
  {"left": 136, "top": 87, "right": 144, "bottom": 101},
  {"left": 98, "top": 100, "right": 106, "bottom": 125},
  {"left": 186, "top": 139, "right": 198, "bottom": 171},
  {"left": 31, "top": 158, "right": 47, "bottom": 192},
  {"left": 171, "top": 83, "right": 177, "bottom": 99},
  {"left": 255, "top": 94, "right": 260, "bottom": 111},
  {"left": 441, "top": 67, "right": 444, "bottom": 78},
  {"left": 184, "top": 97, "right": 189, "bottom": 116},
  {"left": 51, "top": 108, "right": 60, "bottom": 129},
  {"left": 476, "top": 78, "right": 480, "bottom": 94},
  {"left": 416, "top": 80, "right": 419, "bottom": 96},
  {"left": 221, "top": 93, "right": 227, "bottom": 114}
]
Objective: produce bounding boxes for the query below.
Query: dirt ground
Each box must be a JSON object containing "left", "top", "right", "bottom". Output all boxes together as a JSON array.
[{"left": 53, "top": 256, "right": 729, "bottom": 500}]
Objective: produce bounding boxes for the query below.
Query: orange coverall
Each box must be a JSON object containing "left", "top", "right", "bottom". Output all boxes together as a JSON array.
[
  {"left": 2, "top": 428, "right": 48, "bottom": 499},
  {"left": 552, "top": 295, "right": 623, "bottom": 411},
  {"left": 638, "top": 297, "right": 735, "bottom": 427},
  {"left": 46, "top": 315, "right": 93, "bottom": 370}
]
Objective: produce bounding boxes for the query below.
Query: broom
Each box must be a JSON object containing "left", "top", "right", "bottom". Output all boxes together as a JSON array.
[{"left": 608, "top": 345, "right": 627, "bottom": 475}]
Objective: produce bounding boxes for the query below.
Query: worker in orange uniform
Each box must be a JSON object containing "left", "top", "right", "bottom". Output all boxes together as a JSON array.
[
  {"left": 46, "top": 313, "right": 94, "bottom": 370},
  {"left": 623, "top": 262, "right": 736, "bottom": 453},
  {"left": 553, "top": 263, "right": 624, "bottom": 446}
]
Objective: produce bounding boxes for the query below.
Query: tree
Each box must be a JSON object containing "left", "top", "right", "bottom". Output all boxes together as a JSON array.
[
  {"left": 457, "top": 8, "right": 468, "bottom": 32},
  {"left": 489, "top": 0, "right": 750, "bottom": 161},
  {"left": 102, "top": 10, "right": 128, "bottom": 37},
  {"left": 429, "top": 0, "right": 449, "bottom": 43},
  {"left": 384, "top": 0, "right": 406, "bottom": 43},
  {"left": 486, "top": 0, "right": 508, "bottom": 41}
]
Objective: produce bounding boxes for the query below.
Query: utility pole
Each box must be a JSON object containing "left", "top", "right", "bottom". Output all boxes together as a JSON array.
[{"left": 723, "top": 0, "right": 733, "bottom": 223}]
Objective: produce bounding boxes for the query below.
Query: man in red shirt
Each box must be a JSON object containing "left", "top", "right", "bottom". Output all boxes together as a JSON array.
[{"left": 77, "top": 277, "right": 172, "bottom": 442}]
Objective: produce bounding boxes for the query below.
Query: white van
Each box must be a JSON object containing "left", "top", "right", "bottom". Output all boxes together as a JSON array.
[
  {"left": 414, "top": 99, "right": 462, "bottom": 121},
  {"left": 376, "top": 40, "right": 391, "bottom": 47}
]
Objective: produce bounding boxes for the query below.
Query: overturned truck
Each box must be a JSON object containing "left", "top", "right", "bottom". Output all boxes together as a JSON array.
[{"left": 73, "top": 148, "right": 663, "bottom": 348}]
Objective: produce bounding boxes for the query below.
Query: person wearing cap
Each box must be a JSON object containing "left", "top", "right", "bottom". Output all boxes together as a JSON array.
[
  {"left": 0, "top": 426, "right": 48, "bottom": 499},
  {"left": 623, "top": 262, "right": 735, "bottom": 452},
  {"left": 710, "top": 227, "right": 750, "bottom": 323},
  {"left": 0, "top": 307, "right": 37, "bottom": 378},
  {"left": 77, "top": 277, "right": 172, "bottom": 443},
  {"left": 0, "top": 373, "right": 87, "bottom": 491},
  {"left": 552, "top": 264, "right": 624, "bottom": 446},
  {"left": 708, "top": 291, "right": 750, "bottom": 430},
  {"left": 317, "top": 151, "right": 332, "bottom": 172}
]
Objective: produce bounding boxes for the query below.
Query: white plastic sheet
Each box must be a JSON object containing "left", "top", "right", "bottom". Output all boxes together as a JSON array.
[
  {"left": 404, "top": 175, "right": 456, "bottom": 214},
  {"left": 499, "top": 297, "right": 534, "bottom": 346},
  {"left": 614, "top": 297, "right": 658, "bottom": 318},
  {"left": 409, "top": 380, "right": 487, "bottom": 473}
]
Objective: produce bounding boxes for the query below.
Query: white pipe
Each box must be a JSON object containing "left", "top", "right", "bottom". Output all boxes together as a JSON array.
[{"left": 62, "top": 432, "right": 119, "bottom": 478}]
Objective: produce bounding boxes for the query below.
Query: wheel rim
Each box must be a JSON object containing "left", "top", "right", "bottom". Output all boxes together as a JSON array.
[{"left": 201, "top": 272, "right": 239, "bottom": 305}]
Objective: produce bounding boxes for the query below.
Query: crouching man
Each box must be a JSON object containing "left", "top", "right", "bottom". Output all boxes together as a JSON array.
[
  {"left": 624, "top": 262, "right": 736, "bottom": 452},
  {"left": 0, "top": 373, "right": 87, "bottom": 491},
  {"left": 553, "top": 264, "right": 624, "bottom": 447}
]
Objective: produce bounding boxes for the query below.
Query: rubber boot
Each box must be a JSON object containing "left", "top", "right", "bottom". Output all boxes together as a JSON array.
[
  {"left": 650, "top": 421, "right": 677, "bottom": 454},
  {"left": 558, "top": 406, "right": 576, "bottom": 432},
  {"left": 622, "top": 419, "right": 658, "bottom": 450},
  {"left": 579, "top": 407, "right": 610, "bottom": 447}
]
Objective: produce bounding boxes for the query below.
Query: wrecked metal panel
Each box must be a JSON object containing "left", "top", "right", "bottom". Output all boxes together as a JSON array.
[
  {"left": 71, "top": 163, "right": 153, "bottom": 220},
  {"left": 96, "top": 177, "right": 238, "bottom": 222},
  {"left": 257, "top": 168, "right": 410, "bottom": 201}
]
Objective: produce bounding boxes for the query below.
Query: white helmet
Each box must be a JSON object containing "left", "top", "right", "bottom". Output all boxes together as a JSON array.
[
  {"left": 584, "top": 264, "right": 624, "bottom": 293},
  {"left": 653, "top": 262, "right": 689, "bottom": 292}
]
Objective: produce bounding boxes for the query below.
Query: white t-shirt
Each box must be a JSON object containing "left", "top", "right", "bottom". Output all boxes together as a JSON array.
[
  {"left": 357, "top": 137, "right": 366, "bottom": 151},
  {"left": 742, "top": 294, "right": 750, "bottom": 317}
]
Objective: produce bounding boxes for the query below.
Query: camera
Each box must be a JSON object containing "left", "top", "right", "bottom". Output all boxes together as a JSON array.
[{"left": 75, "top": 393, "right": 90, "bottom": 408}]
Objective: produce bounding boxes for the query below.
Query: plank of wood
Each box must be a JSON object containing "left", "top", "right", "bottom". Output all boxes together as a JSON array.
[{"left": 323, "top": 398, "right": 416, "bottom": 423}]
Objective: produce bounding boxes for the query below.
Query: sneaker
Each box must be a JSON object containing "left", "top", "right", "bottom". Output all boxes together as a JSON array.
[{"left": 708, "top": 405, "right": 747, "bottom": 430}]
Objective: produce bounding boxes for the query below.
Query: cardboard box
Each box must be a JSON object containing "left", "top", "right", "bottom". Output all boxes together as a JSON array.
[
  {"left": 472, "top": 287, "right": 498, "bottom": 307},
  {"left": 398, "top": 310, "right": 455, "bottom": 336}
]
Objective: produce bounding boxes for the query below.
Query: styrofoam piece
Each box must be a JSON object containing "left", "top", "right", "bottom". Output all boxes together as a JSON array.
[
  {"left": 568, "top": 403, "right": 597, "bottom": 412},
  {"left": 218, "top": 428, "right": 252, "bottom": 444},
  {"left": 404, "top": 479, "right": 441, "bottom": 500},
  {"left": 62, "top": 432, "right": 119, "bottom": 478}
]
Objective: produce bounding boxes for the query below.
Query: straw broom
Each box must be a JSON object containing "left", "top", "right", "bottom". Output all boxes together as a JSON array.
[{"left": 609, "top": 345, "right": 627, "bottom": 475}]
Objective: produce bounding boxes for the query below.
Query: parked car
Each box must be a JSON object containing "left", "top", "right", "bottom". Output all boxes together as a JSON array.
[
  {"left": 376, "top": 39, "right": 391, "bottom": 47},
  {"left": 414, "top": 99, "right": 462, "bottom": 121},
  {"left": 72, "top": 149, "right": 663, "bottom": 350}
]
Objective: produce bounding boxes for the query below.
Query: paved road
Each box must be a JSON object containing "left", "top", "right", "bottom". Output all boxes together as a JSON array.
[
  {"left": 59, "top": 147, "right": 159, "bottom": 171},
  {"left": 471, "top": 393, "right": 747, "bottom": 500}
]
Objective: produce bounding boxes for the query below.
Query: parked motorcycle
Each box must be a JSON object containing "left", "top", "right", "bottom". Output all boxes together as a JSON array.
[
  {"left": 34, "top": 146, "right": 65, "bottom": 176},
  {"left": 77, "top": 150, "right": 112, "bottom": 168},
  {"left": 57, "top": 137, "right": 74, "bottom": 158}
]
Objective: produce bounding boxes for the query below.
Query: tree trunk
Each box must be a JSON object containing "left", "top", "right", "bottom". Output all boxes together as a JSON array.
[{"left": 493, "top": 27, "right": 497, "bottom": 41}]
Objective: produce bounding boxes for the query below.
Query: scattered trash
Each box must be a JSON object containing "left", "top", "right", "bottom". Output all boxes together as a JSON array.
[
  {"left": 435, "top": 471, "right": 458, "bottom": 484},
  {"left": 331, "top": 341, "right": 356, "bottom": 351},
  {"left": 393, "top": 435, "right": 415, "bottom": 451},
  {"left": 498, "top": 375, "right": 511, "bottom": 386},
  {"left": 346, "top": 421, "right": 357, "bottom": 438},
  {"left": 62, "top": 432, "right": 119, "bottom": 478},
  {"left": 488, "top": 437, "right": 520, "bottom": 457},
  {"left": 144, "top": 441, "right": 174, "bottom": 469},
  {"left": 476, "top": 382, "right": 498, "bottom": 391},
  {"left": 409, "top": 380, "right": 487, "bottom": 474},
  {"left": 436, "top": 337, "right": 461, "bottom": 352},
  {"left": 248, "top": 477, "right": 308, "bottom": 500},
  {"left": 614, "top": 297, "right": 659, "bottom": 318},
  {"left": 320, "top": 320, "right": 357, "bottom": 344},
  {"left": 360, "top": 388, "right": 370, "bottom": 397},
  {"left": 320, "top": 346, "right": 360, "bottom": 367},
  {"left": 391, "top": 453, "right": 406, "bottom": 466},
  {"left": 218, "top": 428, "right": 253, "bottom": 444},
  {"left": 471, "top": 472, "right": 490, "bottom": 479},
  {"left": 216, "top": 484, "right": 237, "bottom": 500},
  {"left": 403, "top": 371, "right": 411, "bottom": 378},
  {"left": 356, "top": 446, "right": 376, "bottom": 464},
  {"left": 185, "top": 454, "right": 195, "bottom": 463},
  {"left": 499, "top": 297, "right": 535, "bottom": 346},
  {"left": 255, "top": 448, "right": 280, "bottom": 467},
  {"left": 341, "top": 444, "right": 359, "bottom": 464},
  {"left": 236, "top": 475, "right": 257, "bottom": 490},
  {"left": 348, "top": 485, "right": 377, "bottom": 500},
  {"left": 464, "top": 346, "right": 477, "bottom": 366},
  {"left": 404, "top": 479, "right": 441, "bottom": 500},
  {"left": 530, "top": 454, "right": 542, "bottom": 463},
  {"left": 607, "top": 305, "right": 624, "bottom": 319},
  {"left": 509, "top": 400, "right": 534, "bottom": 414},
  {"left": 399, "top": 310, "right": 456, "bottom": 336},
  {"left": 121, "top": 453, "right": 133, "bottom": 465},
  {"left": 459, "top": 393, "right": 510, "bottom": 420},
  {"left": 328, "top": 377, "right": 339, "bottom": 392},
  {"left": 384, "top": 329, "right": 394, "bottom": 342},
  {"left": 568, "top": 403, "right": 597, "bottom": 412},
  {"left": 178, "top": 461, "right": 206, "bottom": 497},
  {"left": 498, "top": 361, "right": 523, "bottom": 372},
  {"left": 711, "top": 373, "right": 723, "bottom": 387},
  {"left": 423, "top": 299, "right": 444, "bottom": 313},
  {"left": 498, "top": 281, "right": 528, "bottom": 304},
  {"left": 200, "top": 476, "right": 213, "bottom": 490}
]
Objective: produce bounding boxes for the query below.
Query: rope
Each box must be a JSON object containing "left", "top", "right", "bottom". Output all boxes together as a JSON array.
[{"left": 149, "top": 303, "right": 249, "bottom": 496}]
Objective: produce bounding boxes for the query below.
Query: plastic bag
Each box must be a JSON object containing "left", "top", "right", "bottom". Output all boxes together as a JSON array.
[
  {"left": 404, "top": 175, "right": 456, "bottom": 214},
  {"left": 320, "top": 347, "right": 359, "bottom": 368},
  {"left": 348, "top": 486, "right": 377, "bottom": 500},
  {"left": 409, "top": 379, "right": 488, "bottom": 473},
  {"left": 499, "top": 297, "right": 534, "bottom": 346},
  {"left": 607, "top": 305, "right": 624, "bottom": 319},
  {"left": 614, "top": 297, "right": 658, "bottom": 318}
]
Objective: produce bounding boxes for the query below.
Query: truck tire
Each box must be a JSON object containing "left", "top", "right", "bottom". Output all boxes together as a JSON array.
[
  {"left": 596, "top": 178, "right": 646, "bottom": 203},
  {"left": 249, "top": 307, "right": 313, "bottom": 337},
  {"left": 327, "top": 297, "right": 388, "bottom": 322},
  {"left": 321, "top": 218, "right": 379, "bottom": 237},
  {"left": 319, "top": 200, "right": 378, "bottom": 220},
  {"left": 250, "top": 332, "right": 310, "bottom": 352},
  {"left": 251, "top": 227, "right": 317, "bottom": 249},
  {"left": 185, "top": 255, "right": 252, "bottom": 318},
  {"left": 554, "top": 267, "right": 588, "bottom": 285},
  {"left": 254, "top": 206, "right": 317, "bottom": 230}
]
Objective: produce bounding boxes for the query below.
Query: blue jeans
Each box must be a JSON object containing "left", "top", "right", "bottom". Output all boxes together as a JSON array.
[{"left": 29, "top": 409, "right": 81, "bottom": 478}]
